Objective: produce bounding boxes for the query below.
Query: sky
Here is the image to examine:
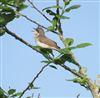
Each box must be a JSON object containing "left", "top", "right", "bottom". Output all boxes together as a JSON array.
[{"left": 0, "top": 0, "right": 100, "bottom": 98}]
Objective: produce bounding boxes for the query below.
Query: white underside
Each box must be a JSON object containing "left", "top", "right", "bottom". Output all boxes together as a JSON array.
[{"left": 36, "top": 40, "right": 57, "bottom": 50}]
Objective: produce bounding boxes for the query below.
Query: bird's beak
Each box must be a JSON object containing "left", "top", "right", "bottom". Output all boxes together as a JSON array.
[{"left": 31, "top": 28, "right": 36, "bottom": 33}]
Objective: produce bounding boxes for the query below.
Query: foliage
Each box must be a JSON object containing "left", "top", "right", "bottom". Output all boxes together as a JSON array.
[
  {"left": 0, "top": 0, "right": 28, "bottom": 36},
  {"left": 0, "top": 0, "right": 97, "bottom": 97},
  {"left": 0, "top": 87, "right": 8, "bottom": 98}
]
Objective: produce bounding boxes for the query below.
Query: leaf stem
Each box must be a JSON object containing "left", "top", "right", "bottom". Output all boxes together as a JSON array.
[{"left": 18, "top": 63, "right": 49, "bottom": 98}]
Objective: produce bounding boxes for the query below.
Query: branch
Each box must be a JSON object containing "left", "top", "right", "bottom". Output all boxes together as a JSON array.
[
  {"left": 16, "top": 12, "right": 58, "bottom": 34},
  {"left": 60, "top": 64, "right": 84, "bottom": 78},
  {"left": 16, "top": 12, "right": 47, "bottom": 30},
  {"left": 59, "top": 64, "right": 100, "bottom": 98},
  {"left": 27, "top": 0, "right": 51, "bottom": 22},
  {"left": 56, "top": 0, "right": 68, "bottom": 46},
  {"left": 18, "top": 63, "right": 49, "bottom": 98},
  {"left": 4, "top": 26, "right": 51, "bottom": 60},
  {"left": 55, "top": 0, "right": 81, "bottom": 70},
  {"left": 87, "top": 79, "right": 100, "bottom": 98},
  {"left": 4, "top": 27, "right": 99, "bottom": 98},
  {"left": 56, "top": 0, "right": 63, "bottom": 36},
  {"left": 4, "top": 26, "right": 39, "bottom": 52},
  {"left": 77, "top": 94, "right": 80, "bottom": 98}
]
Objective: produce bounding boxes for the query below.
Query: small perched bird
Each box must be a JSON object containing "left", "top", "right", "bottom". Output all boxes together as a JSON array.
[{"left": 34, "top": 26, "right": 60, "bottom": 50}]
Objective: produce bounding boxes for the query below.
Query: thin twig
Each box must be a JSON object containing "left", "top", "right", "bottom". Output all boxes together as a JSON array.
[
  {"left": 60, "top": 64, "right": 84, "bottom": 78},
  {"left": 16, "top": 12, "right": 47, "bottom": 30},
  {"left": 16, "top": 12, "right": 58, "bottom": 34},
  {"left": 76, "top": 94, "right": 80, "bottom": 98},
  {"left": 56, "top": 0, "right": 81, "bottom": 70},
  {"left": 18, "top": 63, "right": 49, "bottom": 98},
  {"left": 56, "top": 0, "right": 63, "bottom": 35},
  {"left": 59, "top": 64, "right": 97, "bottom": 97},
  {"left": 27, "top": 0, "right": 51, "bottom": 22}
]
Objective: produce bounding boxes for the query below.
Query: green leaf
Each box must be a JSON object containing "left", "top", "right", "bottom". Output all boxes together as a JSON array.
[
  {"left": 47, "top": 26, "right": 54, "bottom": 31},
  {"left": 0, "top": 0, "right": 7, "bottom": 4},
  {"left": 76, "top": 43, "right": 92, "bottom": 48},
  {"left": 41, "top": 60, "right": 51, "bottom": 64},
  {"left": 17, "top": 4, "right": 28, "bottom": 11},
  {"left": 32, "top": 45, "right": 41, "bottom": 51},
  {"left": 0, "top": 87, "right": 8, "bottom": 98},
  {"left": 42, "top": 5, "right": 62, "bottom": 11},
  {"left": 46, "top": 9, "right": 56, "bottom": 16},
  {"left": 64, "top": 38, "right": 74, "bottom": 46},
  {"left": 65, "top": 5, "right": 80, "bottom": 12},
  {"left": 40, "top": 48, "right": 53, "bottom": 55},
  {"left": 8, "top": 89, "right": 16, "bottom": 95},
  {"left": 52, "top": 18, "right": 57, "bottom": 27},
  {"left": 0, "top": 87, "right": 5, "bottom": 95},
  {"left": 72, "top": 77, "right": 88, "bottom": 86},
  {"left": 0, "top": 7, "right": 15, "bottom": 25},
  {"left": 11, "top": 92, "right": 22, "bottom": 97},
  {"left": 26, "top": 96, "right": 31, "bottom": 98},
  {"left": 49, "top": 65, "right": 57, "bottom": 69},
  {"left": 59, "top": 48, "right": 71, "bottom": 54},
  {"left": 14, "top": 0, "right": 26, "bottom": 7},
  {"left": 56, "top": 15, "right": 70, "bottom": 19},
  {"left": 53, "top": 58, "right": 62, "bottom": 64},
  {"left": 63, "top": 0, "right": 72, "bottom": 6},
  {"left": 0, "top": 27, "right": 5, "bottom": 36},
  {"left": 60, "top": 54, "right": 71, "bottom": 64}
]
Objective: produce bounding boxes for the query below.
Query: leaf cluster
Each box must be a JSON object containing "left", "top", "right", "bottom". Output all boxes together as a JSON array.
[
  {"left": 42, "top": 0, "right": 80, "bottom": 31},
  {"left": 70, "top": 77, "right": 89, "bottom": 89},
  {"left": 0, "top": 0, "right": 28, "bottom": 36}
]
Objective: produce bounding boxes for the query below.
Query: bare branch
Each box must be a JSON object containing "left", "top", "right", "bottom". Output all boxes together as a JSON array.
[
  {"left": 27, "top": 0, "right": 51, "bottom": 22},
  {"left": 4, "top": 26, "right": 39, "bottom": 52},
  {"left": 16, "top": 12, "right": 58, "bottom": 34},
  {"left": 60, "top": 64, "right": 84, "bottom": 78},
  {"left": 16, "top": 12, "right": 47, "bottom": 30},
  {"left": 18, "top": 63, "right": 49, "bottom": 98},
  {"left": 77, "top": 94, "right": 80, "bottom": 98}
]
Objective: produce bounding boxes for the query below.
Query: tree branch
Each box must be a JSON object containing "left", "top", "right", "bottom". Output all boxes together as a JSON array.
[
  {"left": 59, "top": 64, "right": 100, "bottom": 98},
  {"left": 56, "top": 0, "right": 81, "bottom": 70},
  {"left": 18, "top": 63, "right": 49, "bottom": 98},
  {"left": 4, "top": 27, "right": 99, "bottom": 98},
  {"left": 27, "top": 0, "right": 51, "bottom": 22},
  {"left": 60, "top": 64, "right": 84, "bottom": 78},
  {"left": 4, "top": 26, "right": 39, "bottom": 52},
  {"left": 16, "top": 12, "right": 58, "bottom": 34},
  {"left": 56, "top": 0, "right": 63, "bottom": 36},
  {"left": 16, "top": 12, "right": 47, "bottom": 30},
  {"left": 4, "top": 26, "right": 51, "bottom": 60}
]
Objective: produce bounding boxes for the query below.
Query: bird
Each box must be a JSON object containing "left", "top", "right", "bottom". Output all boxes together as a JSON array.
[{"left": 33, "top": 26, "right": 60, "bottom": 50}]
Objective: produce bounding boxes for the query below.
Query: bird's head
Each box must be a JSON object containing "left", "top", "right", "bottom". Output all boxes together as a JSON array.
[{"left": 33, "top": 26, "right": 45, "bottom": 37}]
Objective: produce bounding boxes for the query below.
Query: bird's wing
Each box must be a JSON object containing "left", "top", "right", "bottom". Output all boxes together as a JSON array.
[{"left": 38, "top": 36, "right": 60, "bottom": 49}]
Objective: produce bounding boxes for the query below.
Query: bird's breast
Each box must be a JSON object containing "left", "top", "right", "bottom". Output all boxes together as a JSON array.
[{"left": 36, "top": 40, "right": 50, "bottom": 48}]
